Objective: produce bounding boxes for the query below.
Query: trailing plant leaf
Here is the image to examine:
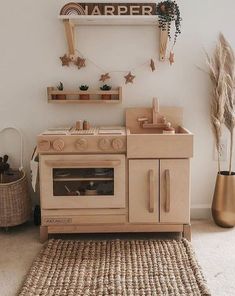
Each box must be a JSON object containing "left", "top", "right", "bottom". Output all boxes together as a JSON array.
[
  {"left": 79, "top": 84, "right": 89, "bottom": 91},
  {"left": 57, "top": 82, "right": 64, "bottom": 91},
  {"left": 156, "top": 0, "right": 182, "bottom": 45},
  {"left": 100, "top": 84, "right": 111, "bottom": 91}
]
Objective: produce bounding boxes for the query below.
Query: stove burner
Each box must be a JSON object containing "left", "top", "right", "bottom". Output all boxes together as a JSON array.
[
  {"left": 37, "top": 126, "right": 127, "bottom": 153},
  {"left": 71, "top": 128, "right": 97, "bottom": 135}
]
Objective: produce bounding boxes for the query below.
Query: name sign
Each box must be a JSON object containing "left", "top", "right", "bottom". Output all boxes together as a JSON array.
[{"left": 60, "top": 2, "right": 157, "bottom": 16}]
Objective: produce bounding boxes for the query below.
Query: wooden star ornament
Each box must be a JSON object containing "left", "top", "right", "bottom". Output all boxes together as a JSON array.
[
  {"left": 124, "top": 72, "right": 135, "bottom": 84},
  {"left": 99, "top": 73, "right": 111, "bottom": 82},
  {"left": 150, "top": 59, "right": 156, "bottom": 72},
  {"left": 169, "top": 52, "right": 175, "bottom": 66},
  {"left": 75, "top": 56, "right": 86, "bottom": 69},
  {"left": 60, "top": 54, "right": 71, "bottom": 66}
]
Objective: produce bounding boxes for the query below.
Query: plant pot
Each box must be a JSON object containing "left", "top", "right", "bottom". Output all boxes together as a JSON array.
[
  {"left": 101, "top": 94, "right": 112, "bottom": 100},
  {"left": 212, "top": 171, "right": 235, "bottom": 228},
  {"left": 56, "top": 94, "right": 66, "bottom": 100},
  {"left": 79, "top": 94, "right": 90, "bottom": 100},
  {"left": 85, "top": 189, "right": 97, "bottom": 196}
]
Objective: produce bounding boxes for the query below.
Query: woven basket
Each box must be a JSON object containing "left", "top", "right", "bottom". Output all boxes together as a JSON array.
[{"left": 0, "top": 127, "right": 31, "bottom": 227}]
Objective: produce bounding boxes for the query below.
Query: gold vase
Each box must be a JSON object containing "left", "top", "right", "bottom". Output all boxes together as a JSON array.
[{"left": 212, "top": 171, "right": 235, "bottom": 228}]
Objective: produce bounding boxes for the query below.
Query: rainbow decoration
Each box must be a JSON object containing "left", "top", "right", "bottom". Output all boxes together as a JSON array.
[{"left": 60, "top": 2, "right": 85, "bottom": 15}]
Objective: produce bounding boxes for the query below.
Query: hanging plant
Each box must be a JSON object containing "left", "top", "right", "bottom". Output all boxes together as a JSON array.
[{"left": 156, "top": 0, "right": 182, "bottom": 45}]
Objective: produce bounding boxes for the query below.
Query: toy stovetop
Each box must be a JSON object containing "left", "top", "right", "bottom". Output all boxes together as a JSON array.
[{"left": 40, "top": 126, "right": 127, "bottom": 136}]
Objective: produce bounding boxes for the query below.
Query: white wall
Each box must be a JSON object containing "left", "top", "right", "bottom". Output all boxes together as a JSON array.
[{"left": 0, "top": 0, "right": 235, "bottom": 216}]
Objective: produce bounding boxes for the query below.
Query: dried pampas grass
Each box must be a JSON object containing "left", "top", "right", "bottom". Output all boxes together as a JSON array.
[
  {"left": 219, "top": 33, "right": 235, "bottom": 174},
  {"left": 206, "top": 37, "right": 227, "bottom": 172},
  {"left": 206, "top": 33, "right": 235, "bottom": 174}
]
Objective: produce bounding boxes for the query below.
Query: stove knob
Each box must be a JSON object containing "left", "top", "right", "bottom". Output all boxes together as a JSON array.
[
  {"left": 53, "top": 138, "right": 65, "bottom": 151},
  {"left": 99, "top": 138, "right": 111, "bottom": 151},
  {"left": 75, "top": 138, "right": 88, "bottom": 151},
  {"left": 38, "top": 140, "right": 50, "bottom": 151},
  {"left": 112, "top": 138, "right": 124, "bottom": 151}
]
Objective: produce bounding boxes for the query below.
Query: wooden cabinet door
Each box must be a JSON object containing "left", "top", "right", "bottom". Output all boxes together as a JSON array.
[
  {"left": 129, "top": 160, "right": 159, "bottom": 223},
  {"left": 160, "top": 159, "right": 190, "bottom": 223}
]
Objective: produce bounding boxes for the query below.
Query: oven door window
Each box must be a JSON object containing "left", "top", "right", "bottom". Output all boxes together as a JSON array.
[{"left": 53, "top": 168, "right": 114, "bottom": 196}]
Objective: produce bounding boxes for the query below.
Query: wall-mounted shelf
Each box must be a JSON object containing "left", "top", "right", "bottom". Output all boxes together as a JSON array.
[
  {"left": 60, "top": 16, "right": 168, "bottom": 61},
  {"left": 47, "top": 87, "right": 122, "bottom": 104},
  {"left": 59, "top": 15, "right": 158, "bottom": 26}
]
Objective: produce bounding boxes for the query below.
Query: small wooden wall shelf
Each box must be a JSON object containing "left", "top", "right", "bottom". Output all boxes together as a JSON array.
[{"left": 47, "top": 87, "right": 122, "bottom": 104}]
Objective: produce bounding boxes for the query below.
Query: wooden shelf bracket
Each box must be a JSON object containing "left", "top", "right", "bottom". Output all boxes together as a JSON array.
[
  {"left": 159, "top": 28, "right": 168, "bottom": 61},
  {"left": 64, "top": 19, "right": 76, "bottom": 57}
]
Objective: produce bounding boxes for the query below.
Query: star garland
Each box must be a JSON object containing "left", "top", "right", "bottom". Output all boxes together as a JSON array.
[
  {"left": 60, "top": 54, "right": 71, "bottom": 66},
  {"left": 124, "top": 72, "right": 135, "bottom": 84},
  {"left": 59, "top": 54, "right": 86, "bottom": 69},
  {"left": 59, "top": 51, "right": 176, "bottom": 84},
  {"left": 99, "top": 73, "right": 111, "bottom": 82},
  {"left": 75, "top": 56, "right": 86, "bottom": 69}
]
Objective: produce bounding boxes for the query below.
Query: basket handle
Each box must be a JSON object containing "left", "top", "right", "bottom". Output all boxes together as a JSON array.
[{"left": 0, "top": 127, "right": 24, "bottom": 171}]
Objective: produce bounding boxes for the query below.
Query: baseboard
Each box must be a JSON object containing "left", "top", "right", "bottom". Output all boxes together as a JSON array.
[{"left": 191, "top": 204, "right": 212, "bottom": 220}]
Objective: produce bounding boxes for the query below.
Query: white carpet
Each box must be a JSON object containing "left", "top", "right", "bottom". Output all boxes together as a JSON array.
[
  {"left": 0, "top": 220, "right": 234, "bottom": 296},
  {"left": 192, "top": 220, "right": 235, "bottom": 296}
]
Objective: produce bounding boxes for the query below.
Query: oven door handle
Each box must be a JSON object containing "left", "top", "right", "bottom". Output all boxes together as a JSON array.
[{"left": 44, "top": 160, "right": 121, "bottom": 168}]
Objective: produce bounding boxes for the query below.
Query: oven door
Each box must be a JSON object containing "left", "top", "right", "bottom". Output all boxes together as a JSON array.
[{"left": 40, "top": 154, "right": 126, "bottom": 209}]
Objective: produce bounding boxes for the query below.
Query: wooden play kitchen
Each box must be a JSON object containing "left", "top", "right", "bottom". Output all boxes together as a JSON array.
[{"left": 37, "top": 99, "right": 193, "bottom": 242}]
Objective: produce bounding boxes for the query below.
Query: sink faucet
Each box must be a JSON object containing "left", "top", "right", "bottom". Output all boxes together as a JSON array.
[
  {"left": 152, "top": 98, "right": 160, "bottom": 123},
  {"left": 137, "top": 98, "right": 171, "bottom": 129}
]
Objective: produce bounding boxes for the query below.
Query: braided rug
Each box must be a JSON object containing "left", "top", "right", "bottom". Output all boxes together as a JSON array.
[{"left": 19, "top": 239, "right": 210, "bottom": 296}]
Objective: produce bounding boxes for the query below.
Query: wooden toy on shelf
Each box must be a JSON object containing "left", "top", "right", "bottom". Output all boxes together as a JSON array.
[
  {"left": 79, "top": 85, "right": 90, "bottom": 100},
  {"left": 100, "top": 85, "right": 112, "bottom": 100},
  {"left": 55, "top": 82, "right": 66, "bottom": 100}
]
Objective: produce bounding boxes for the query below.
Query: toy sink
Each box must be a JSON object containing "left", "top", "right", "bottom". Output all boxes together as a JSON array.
[{"left": 125, "top": 101, "right": 193, "bottom": 159}]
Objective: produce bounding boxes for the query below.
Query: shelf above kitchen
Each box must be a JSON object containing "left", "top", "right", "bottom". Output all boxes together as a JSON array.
[
  {"left": 59, "top": 2, "right": 168, "bottom": 61},
  {"left": 59, "top": 15, "right": 158, "bottom": 26},
  {"left": 47, "top": 87, "right": 122, "bottom": 104}
]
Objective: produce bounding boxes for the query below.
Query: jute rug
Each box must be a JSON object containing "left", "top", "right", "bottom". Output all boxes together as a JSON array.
[{"left": 19, "top": 239, "right": 210, "bottom": 296}]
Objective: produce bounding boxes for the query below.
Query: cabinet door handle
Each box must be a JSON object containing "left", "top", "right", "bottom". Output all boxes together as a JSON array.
[
  {"left": 45, "top": 160, "right": 121, "bottom": 167},
  {"left": 165, "top": 169, "right": 170, "bottom": 212},
  {"left": 149, "top": 169, "right": 155, "bottom": 213}
]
